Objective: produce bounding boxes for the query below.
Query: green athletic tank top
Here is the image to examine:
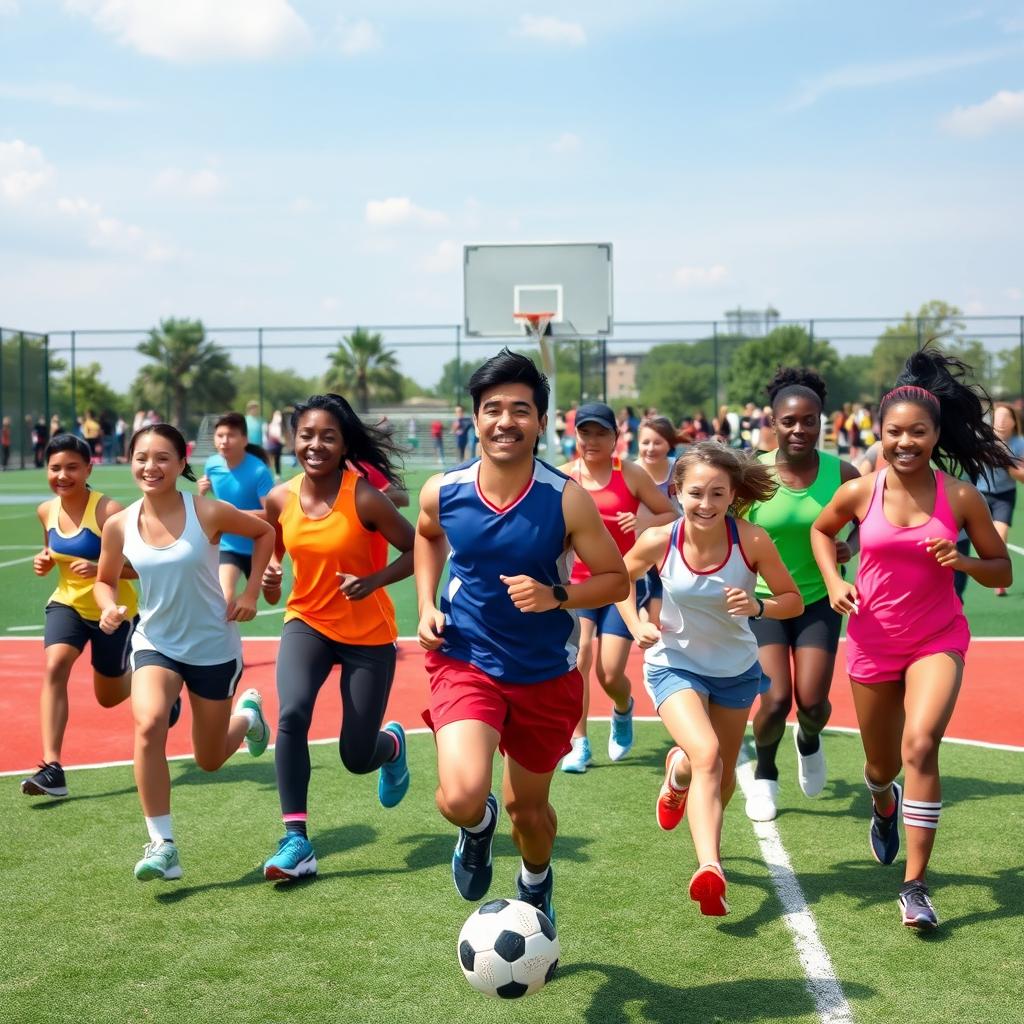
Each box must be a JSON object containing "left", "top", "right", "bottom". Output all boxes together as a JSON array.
[{"left": 747, "top": 449, "right": 842, "bottom": 603}]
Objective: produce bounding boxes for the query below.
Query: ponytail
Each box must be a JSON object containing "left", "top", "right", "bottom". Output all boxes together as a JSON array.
[
  {"left": 291, "top": 394, "right": 404, "bottom": 488},
  {"left": 674, "top": 440, "right": 778, "bottom": 518},
  {"left": 881, "top": 345, "right": 1015, "bottom": 482}
]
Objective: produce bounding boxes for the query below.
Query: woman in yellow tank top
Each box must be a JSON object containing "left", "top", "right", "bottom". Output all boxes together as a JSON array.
[
  {"left": 258, "top": 394, "right": 415, "bottom": 880},
  {"left": 21, "top": 434, "right": 143, "bottom": 799}
]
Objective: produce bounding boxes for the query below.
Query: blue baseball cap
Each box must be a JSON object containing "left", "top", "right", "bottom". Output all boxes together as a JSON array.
[{"left": 574, "top": 402, "right": 617, "bottom": 432}]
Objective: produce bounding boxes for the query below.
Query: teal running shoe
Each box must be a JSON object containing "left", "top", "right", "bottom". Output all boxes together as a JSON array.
[
  {"left": 234, "top": 688, "right": 270, "bottom": 757},
  {"left": 516, "top": 866, "right": 556, "bottom": 927},
  {"left": 608, "top": 698, "right": 634, "bottom": 762},
  {"left": 452, "top": 793, "right": 499, "bottom": 901},
  {"left": 264, "top": 834, "right": 318, "bottom": 881},
  {"left": 560, "top": 736, "right": 592, "bottom": 774},
  {"left": 378, "top": 721, "right": 410, "bottom": 808},
  {"left": 134, "top": 840, "right": 182, "bottom": 881}
]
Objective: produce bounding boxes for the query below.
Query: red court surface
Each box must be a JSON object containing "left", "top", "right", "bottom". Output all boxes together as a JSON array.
[{"left": 2, "top": 638, "right": 1021, "bottom": 773}]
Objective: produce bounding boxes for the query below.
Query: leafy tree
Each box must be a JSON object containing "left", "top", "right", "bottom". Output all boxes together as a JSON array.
[
  {"left": 325, "top": 327, "right": 402, "bottom": 412},
  {"left": 870, "top": 301, "right": 964, "bottom": 394},
  {"left": 996, "top": 345, "right": 1024, "bottom": 400},
  {"left": 230, "top": 364, "right": 322, "bottom": 415},
  {"left": 433, "top": 355, "right": 489, "bottom": 405},
  {"left": 132, "top": 318, "right": 236, "bottom": 433},
  {"left": 829, "top": 354, "right": 875, "bottom": 408},
  {"left": 726, "top": 326, "right": 839, "bottom": 406},
  {"left": 50, "top": 361, "right": 127, "bottom": 425}
]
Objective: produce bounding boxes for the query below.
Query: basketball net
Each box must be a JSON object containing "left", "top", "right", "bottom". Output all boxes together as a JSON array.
[{"left": 514, "top": 312, "right": 559, "bottom": 459}]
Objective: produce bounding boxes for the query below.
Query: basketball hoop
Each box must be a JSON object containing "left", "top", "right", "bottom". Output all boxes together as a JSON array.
[{"left": 513, "top": 311, "right": 555, "bottom": 342}]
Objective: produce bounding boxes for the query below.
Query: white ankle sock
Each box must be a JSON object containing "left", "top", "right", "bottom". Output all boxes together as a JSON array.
[
  {"left": 464, "top": 804, "right": 494, "bottom": 834},
  {"left": 521, "top": 862, "right": 550, "bottom": 887},
  {"left": 145, "top": 814, "right": 173, "bottom": 844},
  {"left": 238, "top": 706, "right": 258, "bottom": 735}
]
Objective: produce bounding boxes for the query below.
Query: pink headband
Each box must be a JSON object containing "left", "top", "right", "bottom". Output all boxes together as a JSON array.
[{"left": 881, "top": 385, "right": 940, "bottom": 408}]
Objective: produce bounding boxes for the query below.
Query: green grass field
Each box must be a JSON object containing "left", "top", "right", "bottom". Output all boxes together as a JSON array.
[
  {"left": 2, "top": 465, "right": 1022, "bottom": 1024},
  {"left": 3, "top": 728, "right": 1022, "bottom": 1024},
  {"left": 1, "top": 464, "right": 1023, "bottom": 638}
]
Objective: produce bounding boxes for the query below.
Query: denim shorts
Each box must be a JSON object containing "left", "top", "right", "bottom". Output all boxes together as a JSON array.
[{"left": 643, "top": 659, "right": 770, "bottom": 710}]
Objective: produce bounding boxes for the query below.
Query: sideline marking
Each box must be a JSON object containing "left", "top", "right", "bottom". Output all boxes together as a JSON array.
[
  {"left": 0, "top": 555, "right": 34, "bottom": 570},
  {"left": 7, "top": 625, "right": 43, "bottom": 632},
  {"left": 738, "top": 742, "right": 854, "bottom": 1024},
  {"left": 1007, "top": 542, "right": 1024, "bottom": 557}
]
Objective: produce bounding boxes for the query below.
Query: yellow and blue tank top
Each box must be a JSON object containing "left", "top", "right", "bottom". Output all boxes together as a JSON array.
[{"left": 46, "top": 490, "right": 138, "bottom": 621}]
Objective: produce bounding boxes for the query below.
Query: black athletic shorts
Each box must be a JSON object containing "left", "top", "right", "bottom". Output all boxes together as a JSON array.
[
  {"left": 219, "top": 550, "right": 253, "bottom": 578},
  {"left": 749, "top": 595, "right": 841, "bottom": 652},
  {"left": 130, "top": 649, "right": 243, "bottom": 701},
  {"left": 44, "top": 602, "right": 135, "bottom": 677},
  {"left": 983, "top": 489, "right": 1016, "bottom": 526}
]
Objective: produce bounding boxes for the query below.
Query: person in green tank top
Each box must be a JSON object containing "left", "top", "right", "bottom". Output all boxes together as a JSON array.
[{"left": 743, "top": 368, "right": 860, "bottom": 823}]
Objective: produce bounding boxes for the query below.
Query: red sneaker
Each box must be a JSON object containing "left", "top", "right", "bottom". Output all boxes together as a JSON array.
[
  {"left": 656, "top": 746, "right": 689, "bottom": 831},
  {"left": 689, "top": 863, "right": 729, "bottom": 916}
]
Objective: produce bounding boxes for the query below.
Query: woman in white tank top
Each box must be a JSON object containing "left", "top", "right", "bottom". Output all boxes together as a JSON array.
[
  {"left": 616, "top": 442, "right": 802, "bottom": 917},
  {"left": 94, "top": 424, "right": 276, "bottom": 883}
]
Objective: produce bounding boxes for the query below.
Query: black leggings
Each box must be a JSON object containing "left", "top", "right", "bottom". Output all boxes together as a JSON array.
[{"left": 275, "top": 618, "right": 397, "bottom": 816}]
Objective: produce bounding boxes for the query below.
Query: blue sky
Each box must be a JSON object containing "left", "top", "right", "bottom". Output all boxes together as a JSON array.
[{"left": 1, "top": 1, "right": 1022, "bottom": 384}]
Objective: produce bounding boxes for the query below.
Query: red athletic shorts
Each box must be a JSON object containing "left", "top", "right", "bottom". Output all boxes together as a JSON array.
[{"left": 423, "top": 650, "right": 583, "bottom": 774}]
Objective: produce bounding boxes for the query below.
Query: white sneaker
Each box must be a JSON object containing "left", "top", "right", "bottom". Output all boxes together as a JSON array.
[
  {"left": 744, "top": 778, "right": 779, "bottom": 822},
  {"left": 792, "top": 726, "right": 826, "bottom": 797}
]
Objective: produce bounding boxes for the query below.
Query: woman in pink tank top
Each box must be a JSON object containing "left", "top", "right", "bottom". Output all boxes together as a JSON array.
[
  {"left": 811, "top": 348, "right": 1013, "bottom": 931},
  {"left": 555, "top": 403, "right": 678, "bottom": 774}
]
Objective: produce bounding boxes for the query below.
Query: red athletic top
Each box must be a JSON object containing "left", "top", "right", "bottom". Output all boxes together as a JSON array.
[{"left": 568, "top": 457, "right": 639, "bottom": 583}]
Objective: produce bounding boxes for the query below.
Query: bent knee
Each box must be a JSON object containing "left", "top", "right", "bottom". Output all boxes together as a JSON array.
[
  {"left": 339, "top": 744, "right": 375, "bottom": 775},
  {"left": 193, "top": 752, "right": 225, "bottom": 773},
  {"left": 506, "top": 801, "right": 552, "bottom": 837},
  {"left": 687, "top": 745, "right": 723, "bottom": 777},
  {"left": 902, "top": 733, "right": 940, "bottom": 772},
  {"left": 134, "top": 717, "right": 169, "bottom": 746},
  {"left": 437, "top": 785, "right": 490, "bottom": 824}
]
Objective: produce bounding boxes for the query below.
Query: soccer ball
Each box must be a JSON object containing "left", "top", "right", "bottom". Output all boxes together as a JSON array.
[{"left": 457, "top": 898, "right": 560, "bottom": 999}]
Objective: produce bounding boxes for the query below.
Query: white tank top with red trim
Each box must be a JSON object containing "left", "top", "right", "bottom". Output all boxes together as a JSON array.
[{"left": 646, "top": 516, "right": 759, "bottom": 678}]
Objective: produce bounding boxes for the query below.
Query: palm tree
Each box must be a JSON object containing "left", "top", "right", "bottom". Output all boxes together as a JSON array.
[
  {"left": 133, "top": 318, "right": 236, "bottom": 431},
  {"left": 325, "top": 327, "right": 402, "bottom": 412}
]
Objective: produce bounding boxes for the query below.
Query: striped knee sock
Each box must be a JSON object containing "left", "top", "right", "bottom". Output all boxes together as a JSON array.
[
  {"left": 863, "top": 770, "right": 897, "bottom": 815},
  {"left": 903, "top": 798, "right": 941, "bottom": 830}
]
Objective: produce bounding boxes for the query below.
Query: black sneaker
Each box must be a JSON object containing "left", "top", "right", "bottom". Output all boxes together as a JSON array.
[
  {"left": 516, "top": 865, "right": 556, "bottom": 926},
  {"left": 899, "top": 880, "right": 938, "bottom": 930},
  {"left": 169, "top": 697, "right": 182, "bottom": 729},
  {"left": 21, "top": 761, "right": 68, "bottom": 797},
  {"left": 869, "top": 781, "right": 902, "bottom": 865},
  {"left": 451, "top": 793, "right": 499, "bottom": 901}
]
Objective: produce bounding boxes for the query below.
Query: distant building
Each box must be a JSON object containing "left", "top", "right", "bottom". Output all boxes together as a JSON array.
[{"left": 606, "top": 354, "right": 642, "bottom": 399}]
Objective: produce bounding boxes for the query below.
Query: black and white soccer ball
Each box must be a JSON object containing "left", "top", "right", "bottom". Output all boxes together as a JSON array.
[{"left": 457, "top": 898, "right": 560, "bottom": 999}]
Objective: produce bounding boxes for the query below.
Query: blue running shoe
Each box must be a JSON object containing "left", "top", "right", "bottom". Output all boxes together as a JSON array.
[
  {"left": 869, "top": 781, "right": 902, "bottom": 865},
  {"left": 378, "top": 721, "right": 410, "bottom": 808},
  {"left": 452, "top": 793, "right": 499, "bottom": 901},
  {"left": 168, "top": 696, "right": 182, "bottom": 729},
  {"left": 560, "top": 736, "right": 592, "bottom": 774},
  {"left": 899, "top": 880, "right": 938, "bottom": 930},
  {"left": 516, "top": 866, "right": 556, "bottom": 926},
  {"left": 608, "top": 698, "right": 634, "bottom": 762},
  {"left": 264, "top": 834, "right": 318, "bottom": 881}
]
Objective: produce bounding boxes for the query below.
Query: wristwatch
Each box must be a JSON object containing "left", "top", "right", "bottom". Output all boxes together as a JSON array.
[
  {"left": 754, "top": 598, "right": 766, "bottom": 619},
  {"left": 552, "top": 584, "right": 569, "bottom": 607}
]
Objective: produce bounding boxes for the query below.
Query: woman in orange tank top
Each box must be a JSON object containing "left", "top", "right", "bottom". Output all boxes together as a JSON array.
[
  {"left": 259, "top": 394, "right": 415, "bottom": 881},
  {"left": 556, "top": 403, "right": 677, "bottom": 774}
]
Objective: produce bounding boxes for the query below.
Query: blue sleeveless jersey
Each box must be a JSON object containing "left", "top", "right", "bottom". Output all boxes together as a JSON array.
[{"left": 439, "top": 458, "right": 579, "bottom": 683}]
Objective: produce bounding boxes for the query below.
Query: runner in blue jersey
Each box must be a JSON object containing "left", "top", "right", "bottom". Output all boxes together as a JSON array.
[{"left": 416, "top": 349, "right": 629, "bottom": 922}]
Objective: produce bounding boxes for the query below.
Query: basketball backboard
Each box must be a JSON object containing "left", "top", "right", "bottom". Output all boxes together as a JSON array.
[{"left": 463, "top": 242, "right": 613, "bottom": 338}]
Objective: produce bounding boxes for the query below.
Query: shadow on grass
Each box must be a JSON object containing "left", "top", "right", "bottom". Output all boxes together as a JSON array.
[
  {"left": 717, "top": 854, "right": 1024, "bottom": 942},
  {"left": 25, "top": 785, "right": 137, "bottom": 808},
  {"left": 558, "top": 961, "right": 872, "bottom": 1023}
]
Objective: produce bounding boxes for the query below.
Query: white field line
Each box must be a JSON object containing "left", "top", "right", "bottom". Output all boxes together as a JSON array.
[
  {"left": 737, "top": 742, "right": 854, "bottom": 1024},
  {"left": 7, "top": 624, "right": 43, "bottom": 632},
  {"left": 0, "top": 555, "right": 34, "bottom": 570},
  {"left": 1007, "top": 542, "right": 1024, "bottom": 557},
  {"left": 0, "top": 545, "right": 38, "bottom": 550}
]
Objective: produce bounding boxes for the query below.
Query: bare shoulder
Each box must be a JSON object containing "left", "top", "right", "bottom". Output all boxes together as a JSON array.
[
  {"left": 838, "top": 457, "right": 861, "bottom": 484},
  {"left": 35, "top": 498, "right": 52, "bottom": 524},
  {"left": 735, "top": 516, "right": 768, "bottom": 545},
  {"left": 946, "top": 475, "right": 984, "bottom": 513},
  {"left": 418, "top": 473, "right": 444, "bottom": 516}
]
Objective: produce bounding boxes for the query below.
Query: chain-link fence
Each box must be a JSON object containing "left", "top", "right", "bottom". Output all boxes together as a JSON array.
[{"left": 2, "top": 315, "right": 1022, "bottom": 469}]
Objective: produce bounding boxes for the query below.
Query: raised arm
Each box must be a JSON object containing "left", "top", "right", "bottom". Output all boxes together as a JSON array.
[
  {"left": 341, "top": 478, "right": 415, "bottom": 599},
  {"left": 927, "top": 481, "right": 1011, "bottom": 589},
  {"left": 94, "top": 512, "right": 129, "bottom": 633},
  {"left": 811, "top": 476, "right": 870, "bottom": 616},
  {"left": 735, "top": 521, "right": 803, "bottom": 620},
  {"left": 259, "top": 484, "right": 289, "bottom": 606},
  {"left": 615, "top": 525, "right": 673, "bottom": 648},
  {"left": 414, "top": 475, "right": 450, "bottom": 650},
  {"left": 622, "top": 460, "right": 678, "bottom": 531}
]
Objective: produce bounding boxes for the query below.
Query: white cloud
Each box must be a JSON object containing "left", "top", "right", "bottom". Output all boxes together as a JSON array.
[
  {"left": 64, "top": 0, "right": 310, "bottom": 62},
  {"left": 789, "top": 45, "right": 1022, "bottom": 109},
  {"left": 422, "top": 240, "right": 460, "bottom": 274},
  {"left": 335, "top": 17, "right": 380, "bottom": 57},
  {"left": 514, "top": 15, "right": 586, "bottom": 47},
  {"left": 365, "top": 196, "right": 447, "bottom": 228},
  {"left": 1005, "top": 286, "right": 1023, "bottom": 303},
  {"left": 57, "top": 194, "right": 172, "bottom": 260},
  {"left": 153, "top": 166, "right": 224, "bottom": 199},
  {"left": 672, "top": 264, "right": 730, "bottom": 290},
  {"left": 0, "top": 81, "right": 141, "bottom": 112},
  {"left": 942, "top": 89, "right": 1024, "bottom": 136},
  {"left": 0, "top": 139, "right": 54, "bottom": 203},
  {"left": 549, "top": 132, "right": 582, "bottom": 155}
]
